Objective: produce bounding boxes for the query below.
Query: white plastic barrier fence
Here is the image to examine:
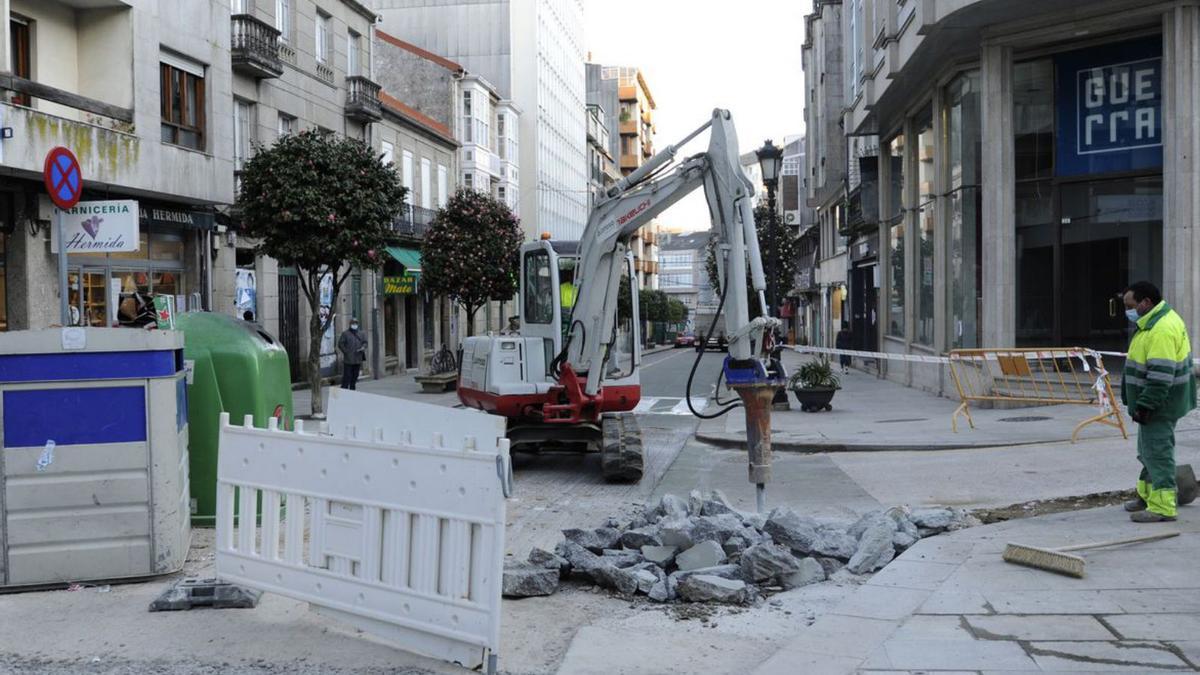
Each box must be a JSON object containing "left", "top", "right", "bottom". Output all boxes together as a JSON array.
[{"left": 215, "top": 398, "right": 510, "bottom": 674}]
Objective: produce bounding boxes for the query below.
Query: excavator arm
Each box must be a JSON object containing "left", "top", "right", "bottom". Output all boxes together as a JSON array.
[{"left": 557, "top": 109, "right": 780, "bottom": 397}]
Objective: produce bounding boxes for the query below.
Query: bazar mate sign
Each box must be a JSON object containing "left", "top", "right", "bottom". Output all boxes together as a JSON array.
[
  {"left": 1056, "top": 37, "right": 1163, "bottom": 177},
  {"left": 383, "top": 274, "right": 418, "bottom": 295},
  {"left": 50, "top": 200, "right": 140, "bottom": 254}
]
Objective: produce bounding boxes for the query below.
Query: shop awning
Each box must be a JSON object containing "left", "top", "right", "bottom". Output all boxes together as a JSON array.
[{"left": 386, "top": 246, "right": 421, "bottom": 272}]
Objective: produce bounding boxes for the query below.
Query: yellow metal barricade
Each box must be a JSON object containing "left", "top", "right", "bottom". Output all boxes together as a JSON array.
[{"left": 947, "top": 347, "right": 1127, "bottom": 443}]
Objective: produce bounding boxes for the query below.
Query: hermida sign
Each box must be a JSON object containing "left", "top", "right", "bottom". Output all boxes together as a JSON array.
[{"left": 50, "top": 199, "right": 140, "bottom": 254}]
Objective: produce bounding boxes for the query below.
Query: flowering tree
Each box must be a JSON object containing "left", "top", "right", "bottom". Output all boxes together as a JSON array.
[
  {"left": 238, "top": 130, "right": 405, "bottom": 415},
  {"left": 421, "top": 189, "right": 522, "bottom": 336},
  {"left": 706, "top": 204, "right": 797, "bottom": 317}
]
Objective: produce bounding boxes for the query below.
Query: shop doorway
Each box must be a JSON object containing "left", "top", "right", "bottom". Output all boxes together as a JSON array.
[
  {"left": 850, "top": 262, "right": 878, "bottom": 355},
  {"left": 404, "top": 295, "right": 419, "bottom": 369},
  {"left": 278, "top": 271, "right": 301, "bottom": 381},
  {"left": 1017, "top": 175, "right": 1162, "bottom": 352}
]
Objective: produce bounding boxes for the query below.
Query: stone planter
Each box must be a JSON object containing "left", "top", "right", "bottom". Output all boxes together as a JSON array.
[{"left": 791, "top": 386, "right": 836, "bottom": 412}]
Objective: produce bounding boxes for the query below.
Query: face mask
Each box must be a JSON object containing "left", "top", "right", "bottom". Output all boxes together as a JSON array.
[
  {"left": 1125, "top": 309, "right": 1141, "bottom": 324},
  {"left": 350, "top": 323, "right": 359, "bottom": 331}
]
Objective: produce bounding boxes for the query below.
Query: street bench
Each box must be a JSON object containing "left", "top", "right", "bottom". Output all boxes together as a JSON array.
[{"left": 415, "top": 371, "right": 458, "bottom": 393}]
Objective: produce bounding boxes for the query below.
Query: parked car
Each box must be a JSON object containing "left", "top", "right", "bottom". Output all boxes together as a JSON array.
[
  {"left": 696, "top": 333, "right": 728, "bottom": 353},
  {"left": 674, "top": 333, "right": 696, "bottom": 348}
]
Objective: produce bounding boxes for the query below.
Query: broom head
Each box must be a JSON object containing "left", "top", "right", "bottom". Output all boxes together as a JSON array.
[{"left": 1002, "top": 542, "right": 1086, "bottom": 578}]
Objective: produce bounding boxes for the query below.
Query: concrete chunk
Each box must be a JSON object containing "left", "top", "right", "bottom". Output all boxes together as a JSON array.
[
  {"left": 641, "top": 545, "right": 678, "bottom": 567},
  {"left": 739, "top": 542, "right": 804, "bottom": 583},
  {"left": 779, "top": 557, "right": 826, "bottom": 590},
  {"left": 763, "top": 507, "right": 821, "bottom": 554},
  {"left": 691, "top": 513, "right": 745, "bottom": 545},
  {"left": 677, "top": 575, "right": 749, "bottom": 604},
  {"left": 590, "top": 564, "right": 640, "bottom": 597},
  {"left": 563, "top": 527, "right": 622, "bottom": 553},
  {"left": 700, "top": 490, "right": 738, "bottom": 517},
  {"left": 675, "top": 540, "right": 726, "bottom": 571},
  {"left": 528, "top": 547, "right": 571, "bottom": 578},
  {"left": 502, "top": 563, "right": 560, "bottom": 597},
  {"left": 619, "top": 526, "right": 662, "bottom": 549},
  {"left": 556, "top": 540, "right": 604, "bottom": 574},
  {"left": 633, "top": 569, "right": 658, "bottom": 594},
  {"left": 658, "top": 518, "right": 695, "bottom": 549},
  {"left": 846, "top": 522, "right": 896, "bottom": 574},
  {"left": 657, "top": 494, "right": 690, "bottom": 520}
]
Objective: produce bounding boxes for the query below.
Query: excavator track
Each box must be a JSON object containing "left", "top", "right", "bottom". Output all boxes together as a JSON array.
[{"left": 600, "top": 413, "right": 644, "bottom": 483}]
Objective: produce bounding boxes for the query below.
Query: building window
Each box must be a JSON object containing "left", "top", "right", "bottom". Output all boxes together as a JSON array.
[
  {"left": 464, "top": 172, "right": 473, "bottom": 190},
  {"left": 231, "top": 0, "right": 246, "bottom": 12},
  {"left": 278, "top": 112, "right": 296, "bottom": 138},
  {"left": 497, "top": 185, "right": 506, "bottom": 204},
  {"left": 348, "top": 30, "right": 361, "bottom": 76},
  {"left": 462, "top": 91, "right": 473, "bottom": 143},
  {"left": 497, "top": 114, "right": 506, "bottom": 159},
  {"left": 380, "top": 140, "right": 394, "bottom": 165},
  {"left": 233, "top": 99, "right": 255, "bottom": 171},
  {"left": 437, "top": 164, "right": 448, "bottom": 207},
  {"left": 10, "top": 17, "right": 31, "bottom": 107},
  {"left": 315, "top": 10, "right": 331, "bottom": 64},
  {"left": 420, "top": 158, "right": 432, "bottom": 210},
  {"left": 402, "top": 150, "right": 414, "bottom": 206},
  {"left": 160, "top": 60, "right": 206, "bottom": 151},
  {"left": 275, "top": 0, "right": 291, "bottom": 43}
]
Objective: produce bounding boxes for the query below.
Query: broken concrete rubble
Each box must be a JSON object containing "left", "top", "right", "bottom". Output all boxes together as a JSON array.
[
  {"left": 502, "top": 563, "right": 560, "bottom": 598},
  {"left": 526, "top": 493, "right": 971, "bottom": 606}
]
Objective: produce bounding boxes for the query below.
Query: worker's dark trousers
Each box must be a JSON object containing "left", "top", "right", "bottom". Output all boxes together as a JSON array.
[
  {"left": 341, "top": 363, "right": 361, "bottom": 390},
  {"left": 1136, "top": 416, "right": 1178, "bottom": 517}
]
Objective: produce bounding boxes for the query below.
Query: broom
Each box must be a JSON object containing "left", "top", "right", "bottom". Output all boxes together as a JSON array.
[{"left": 1002, "top": 531, "right": 1179, "bottom": 578}]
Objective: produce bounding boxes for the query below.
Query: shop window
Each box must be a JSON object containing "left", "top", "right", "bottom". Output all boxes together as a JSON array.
[
  {"left": 915, "top": 111, "right": 935, "bottom": 346},
  {"left": 1014, "top": 59, "right": 1054, "bottom": 180},
  {"left": 160, "top": 60, "right": 206, "bottom": 151},
  {"left": 888, "top": 222, "right": 905, "bottom": 339},
  {"left": 150, "top": 229, "right": 184, "bottom": 262},
  {"left": 946, "top": 71, "right": 982, "bottom": 349}
]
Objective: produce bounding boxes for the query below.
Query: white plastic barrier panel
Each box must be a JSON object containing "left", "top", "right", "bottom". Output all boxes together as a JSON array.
[{"left": 215, "top": 398, "right": 510, "bottom": 673}]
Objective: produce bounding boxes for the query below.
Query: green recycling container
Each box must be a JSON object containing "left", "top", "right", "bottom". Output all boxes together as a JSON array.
[{"left": 176, "top": 312, "right": 293, "bottom": 525}]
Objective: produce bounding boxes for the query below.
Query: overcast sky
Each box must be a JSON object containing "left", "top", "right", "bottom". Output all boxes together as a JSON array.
[{"left": 583, "top": 0, "right": 811, "bottom": 232}]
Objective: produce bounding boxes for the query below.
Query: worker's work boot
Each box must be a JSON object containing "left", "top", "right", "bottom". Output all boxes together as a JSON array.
[
  {"left": 1123, "top": 497, "right": 1147, "bottom": 512},
  {"left": 1130, "top": 510, "right": 1176, "bottom": 523},
  {"left": 1177, "top": 464, "right": 1198, "bottom": 506}
]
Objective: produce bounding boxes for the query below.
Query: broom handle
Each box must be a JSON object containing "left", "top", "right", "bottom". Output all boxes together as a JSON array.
[{"left": 1058, "top": 531, "right": 1179, "bottom": 552}]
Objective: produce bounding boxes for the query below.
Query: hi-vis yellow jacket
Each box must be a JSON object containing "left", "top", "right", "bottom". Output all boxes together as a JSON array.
[{"left": 1122, "top": 301, "right": 1197, "bottom": 420}]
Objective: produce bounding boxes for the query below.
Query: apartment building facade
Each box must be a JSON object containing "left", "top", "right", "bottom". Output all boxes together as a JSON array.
[
  {"left": 586, "top": 63, "right": 660, "bottom": 289},
  {"left": 585, "top": 102, "right": 618, "bottom": 211},
  {"left": 1, "top": 0, "right": 234, "bottom": 334},
  {"left": 828, "top": 0, "right": 1199, "bottom": 395},
  {"left": 370, "top": 0, "right": 589, "bottom": 241}
]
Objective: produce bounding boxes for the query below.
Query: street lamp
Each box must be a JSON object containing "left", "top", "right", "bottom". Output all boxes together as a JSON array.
[
  {"left": 756, "top": 139, "right": 784, "bottom": 316},
  {"left": 756, "top": 139, "right": 789, "bottom": 411}
]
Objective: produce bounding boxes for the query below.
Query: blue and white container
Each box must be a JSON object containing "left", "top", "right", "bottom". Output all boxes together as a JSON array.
[{"left": 0, "top": 328, "right": 190, "bottom": 588}]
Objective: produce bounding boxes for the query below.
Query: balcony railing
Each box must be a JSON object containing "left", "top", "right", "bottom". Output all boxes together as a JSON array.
[
  {"left": 392, "top": 204, "right": 436, "bottom": 239},
  {"left": 231, "top": 14, "right": 283, "bottom": 79},
  {"left": 0, "top": 74, "right": 132, "bottom": 123},
  {"left": 345, "top": 75, "right": 382, "bottom": 123}
]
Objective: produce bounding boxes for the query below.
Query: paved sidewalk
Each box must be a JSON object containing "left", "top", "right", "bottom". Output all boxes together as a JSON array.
[
  {"left": 754, "top": 503, "right": 1200, "bottom": 673},
  {"left": 698, "top": 351, "right": 1200, "bottom": 452}
]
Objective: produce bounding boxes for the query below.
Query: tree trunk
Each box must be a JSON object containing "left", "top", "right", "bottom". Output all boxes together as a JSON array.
[
  {"left": 465, "top": 304, "right": 478, "bottom": 337},
  {"left": 306, "top": 271, "right": 326, "bottom": 417}
]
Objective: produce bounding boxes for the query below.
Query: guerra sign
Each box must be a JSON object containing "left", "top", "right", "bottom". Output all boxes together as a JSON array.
[{"left": 1056, "top": 38, "right": 1163, "bottom": 176}]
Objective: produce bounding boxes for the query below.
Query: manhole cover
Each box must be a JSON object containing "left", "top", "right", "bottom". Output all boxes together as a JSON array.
[
  {"left": 875, "top": 418, "right": 929, "bottom": 424},
  {"left": 999, "top": 415, "right": 1053, "bottom": 422}
]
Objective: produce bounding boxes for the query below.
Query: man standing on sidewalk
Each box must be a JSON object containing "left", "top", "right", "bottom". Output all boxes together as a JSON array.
[
  {"left": 1121, "top": 281, "right": 1196, "bottom": 522},
  {"left": 338, "top": 318, "right": 367, "bottom": 390}
]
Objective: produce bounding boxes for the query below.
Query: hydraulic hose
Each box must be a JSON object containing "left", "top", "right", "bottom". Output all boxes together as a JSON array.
[{"left": 686, "top": 265, "right": 740, "bottom": 419}]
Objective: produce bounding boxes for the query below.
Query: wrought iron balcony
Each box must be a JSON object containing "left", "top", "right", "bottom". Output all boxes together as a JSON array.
[
  {"left": 345, "top": 75, "right": 382, "bottom": 123},
  {"left": 231, "top": 14, "right": 283, "bottom": 79},
  {"left": 392, "top": 204, "right": 436, "bottom": 239}
]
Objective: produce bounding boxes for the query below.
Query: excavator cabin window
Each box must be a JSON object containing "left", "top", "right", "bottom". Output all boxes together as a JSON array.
[{"left": 523, "top": 250, "right": 554, "bottom": 324}]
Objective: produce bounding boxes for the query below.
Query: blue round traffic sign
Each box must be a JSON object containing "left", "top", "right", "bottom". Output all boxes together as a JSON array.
[{"left": 44, "top": 146, "right": 83, "bottom": 209}]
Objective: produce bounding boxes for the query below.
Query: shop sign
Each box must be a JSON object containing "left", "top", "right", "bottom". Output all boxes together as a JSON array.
[
  {"left": 383, "top": 274, "right": 418, "bottom": 295},
  {"left": 50, "top": 199, "right": 140, "bottom": 253},
  {"left": 139, "top": 203, "right": 215, "bottom": 231},
  {"left": 1056, "top": 37, "right": 1162, "bottom": 177}
]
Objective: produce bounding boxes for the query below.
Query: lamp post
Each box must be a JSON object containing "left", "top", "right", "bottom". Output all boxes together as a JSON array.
[{"left": 756, "top": 139, "right": 784, "bottom": 316}]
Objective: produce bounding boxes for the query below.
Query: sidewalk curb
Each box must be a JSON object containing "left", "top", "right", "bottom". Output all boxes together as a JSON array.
[{"left": 694, "top": 431, "right": 1077, "bottom": 453}]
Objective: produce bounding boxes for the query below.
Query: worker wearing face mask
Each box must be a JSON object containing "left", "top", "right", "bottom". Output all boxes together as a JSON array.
[
  {"left": 1121, "top": 281, "right": 1196, "bottom": 522},
  {"left": 338, "top": 318, "right": 367, "bottom": 390}
]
